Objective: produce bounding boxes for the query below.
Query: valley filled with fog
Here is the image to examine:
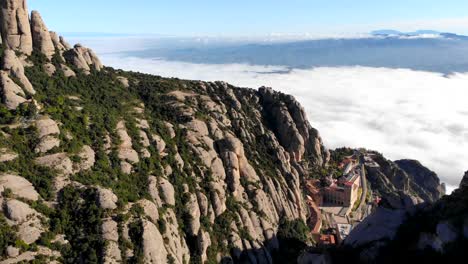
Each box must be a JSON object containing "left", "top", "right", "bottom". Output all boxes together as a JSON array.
[{"left": 70, "top": 35, "right": 468, "bottom": 192}]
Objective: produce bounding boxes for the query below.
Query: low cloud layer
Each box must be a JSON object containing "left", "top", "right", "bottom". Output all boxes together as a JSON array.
[{"left": 102, "top": 54, "right": 468, "bottom": 192}]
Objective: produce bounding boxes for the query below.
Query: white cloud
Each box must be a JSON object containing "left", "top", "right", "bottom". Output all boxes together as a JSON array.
[{"left": 102, "top": 55, "right": 468, "bottom": 192}]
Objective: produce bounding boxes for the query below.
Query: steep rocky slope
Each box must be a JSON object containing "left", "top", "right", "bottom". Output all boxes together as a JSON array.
[
  {"left": 340, "top": 171, "right": 468, "bottom": 263},
  {"left": 361, "top": 151, "right": 444, "bottom": 209},
  {"left": 0, "top": 1, "right": 455, "bottom": 264},
  {"left": 0, "top": 1, "right": 333, "bottom": 263}
]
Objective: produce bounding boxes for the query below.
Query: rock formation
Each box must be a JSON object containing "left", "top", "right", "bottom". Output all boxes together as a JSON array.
[
  {"left": 363, "top": 151, "right": 444, "bottom": 209},
  {"left": 2, "top": 49, "right": 34, "bottom": 94},
  {"left": 30, "top": 10, "right": 55, "bottom": 59},
  {"left": 64, "top": 44, "right": 103, "bottom": 74},
  {"left": 0, "top": 0, "right": 33, "bottom": 54},
  {"left": 0, "top": 173, "right": 39, "bottom": 201},
  {"left": 0, "top": 0, "right": 454, "bottom": 263},
  {"left": 395, "top": 159, "right": 445, "bottom": 200},
  {"left": 0, "top": 70, "right": 27, "bottom": 109},
  {"left": 344, "top": 170, "right": 468, "bottom": 262},
  {"left": 97, "top": 187, "right": 118, "bottom": 210}
]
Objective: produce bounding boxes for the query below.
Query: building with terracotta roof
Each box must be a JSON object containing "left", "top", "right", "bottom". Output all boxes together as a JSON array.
[
  {"left": 318, "top": 234, "right": 336, "bottom": 246},
  {"left": 306, "top": 157, "right": 361, "bottom": 208}
]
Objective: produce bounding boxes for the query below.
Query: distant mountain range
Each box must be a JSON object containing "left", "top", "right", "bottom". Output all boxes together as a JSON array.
[
  {"left": 371, "top": 29, "right": 468, "bottom": 40},
  {"left": 120, "top": 29, "right": 468, "bottom": 74}
]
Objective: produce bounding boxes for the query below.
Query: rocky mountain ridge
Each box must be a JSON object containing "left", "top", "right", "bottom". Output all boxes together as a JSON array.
[
  {"left": 0, "top": 0, "right": 458, "bottom": 264},
  {"left": 361, "top": 151, "right": 444, "bottom": 209}
]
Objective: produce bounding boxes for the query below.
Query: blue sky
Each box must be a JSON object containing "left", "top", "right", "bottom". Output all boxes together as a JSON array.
[{"left": 29, "top": 0, "right": 468, "bottom": 36}]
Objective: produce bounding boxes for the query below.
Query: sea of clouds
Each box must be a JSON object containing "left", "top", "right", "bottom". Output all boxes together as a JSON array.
[{"left": 79, "top": 40, "right": 468, "bottom": 194}]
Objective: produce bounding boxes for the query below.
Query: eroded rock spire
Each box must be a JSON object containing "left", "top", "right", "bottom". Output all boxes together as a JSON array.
[
  {"left": 30, "top": 10, "right": 55, "bottom": 59},
  {"left": 0, "top": 0, "right": 33, "bottom": 54}
]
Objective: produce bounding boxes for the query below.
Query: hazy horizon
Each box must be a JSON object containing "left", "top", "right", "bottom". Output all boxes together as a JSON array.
[
  {"left": 25, "top": 1, "right": 468, "bottom": 193},
  {"left": 61, "top": 34, "right": 468, "bottom": 194}
]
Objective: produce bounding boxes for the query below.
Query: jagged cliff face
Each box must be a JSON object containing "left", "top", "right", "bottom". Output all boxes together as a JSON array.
[
  {"left": 0, "top": 0, "right": 32, "bottom": 54},
  {"left": 343, "top": 171, "right": 468, "bottom": 263},
  {"left": 0, "top": 1, "right": 454, "bottom": 263},
  {"left": 0, "top": 1, "right": 331, "bottom": 263},
  {"left": 362, "top": 151, "right": 444, "bottom": 209}
]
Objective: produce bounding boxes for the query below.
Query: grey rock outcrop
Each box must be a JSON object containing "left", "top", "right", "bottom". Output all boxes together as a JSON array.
[
  {"left": 44, "top": 63, "right": 57, "bottom": 77},
  {"left": 259, "top": 86, "right": 329, "bottom": 165},
  {"left": 185, "top": 192, "right": 201, "bottom": 236},
  {"left": 60, "top": 64, "right": 76, "bottom": 77},
  {"left": 64, "top": 44, "right": 103, "bottom": 73},
  {"left": 30, "top": 11, "right": 55, "bottom": 59},
  {"left": 364, "top": 152, "right": 444, "bottom": 208},
  {"left": 346, "top": 208, "right": 406, "bottom": 247},
  {"left": 49, "top": 31, "right": 66, "bottom": 51},
  {"left": 0, "top": 148, "right": 18, "bottom": 162},
  {"left": 2, "top": 49, "right": 34, "bottom": 94},
  {"left": 102, "top": 218, "right": 121, "bottom": 263},
  {"left": 395, "top": 159, "right": 445, "bottom": 200},
  {"left": 36, "top": 115, "right": 60, "bottom": 138},
  {"left": 0, "top": 173, "right": 39, "bottom": 201},
  {"left": 73, "top": 145, "right": 95, "bottom": 172},
  {"left": 116, "top": 120, "right": 139, "bottom": 173},
  {"left": 0, "top": 0, "right": 33, "bottom": 54},
  {"left": 6, "top": 199, "right": 35, "bottom": 222},
  {"left": 198, "top": 230, "right": 211, "bottom": 263},
  {"left": 0, "top": 70, "right": 27, "bottom": 109},
  {"left": 5, "top": 199, "right": 45, "bottom": 244},
  {"left": 117, "top": 76, "right": 129, "bottom": 88},
  {"left": 34, "top": 115, "right": 61, "bottom": 153},
  {"left": 142, "top": 220, "right": 168, "bottom": 264},
  {"left": 6, "top": 246, "right": 19, "bottom": 258},
  {"left": 137, "top": 199, "right": 159, "bottom": 223},
  {"left": 159, "top": 177, "right": 175, "bottom": 206},
  {"left": 35, "top": 153, "right": 73, "bottom": 175},
  {"left": 97, "top": 187, "right": 118, "bottom": 210},
  {"left": 35, "top": 135, "right": 60, "bottom": 153}
]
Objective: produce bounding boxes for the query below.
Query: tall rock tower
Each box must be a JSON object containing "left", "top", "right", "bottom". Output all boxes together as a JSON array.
[{"left": 0, "top": 0, "right": 33, "bottom": 55}]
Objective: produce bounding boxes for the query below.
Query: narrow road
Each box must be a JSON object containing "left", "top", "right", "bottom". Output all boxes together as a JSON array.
[
  {"left": 353, "top": 159, "right": 367, "bottom": 220},
  {"left": 357, "top": 163, "right": 368, "bottom": 219}
]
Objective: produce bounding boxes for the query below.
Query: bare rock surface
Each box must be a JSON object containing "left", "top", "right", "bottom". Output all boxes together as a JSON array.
[
  {"left": 0, "top": 148, "right": 18, "bottom": 162},
  {"left": 35, "top": 135, "right": 60, "bottom": 153},
  {"left": 0, "top": 0, "right": 33, "bottom": 54},
  {"left": 35, "top": 153, "right": 73, "bottom": 175},
  {"left": 2, "top": 49, "right": 34, "bottom": 94},
  {"left": 142, "top": 220, "right": 168, "bottom": 264},
  {"left": 97, "top": 187, "right": 118, "bottom": 210},
  {"left": 159, "top": 177, "right": 175, "bottom": 206},
  {"left": 161, "top": 210, "right": 190, "bottom": 264},
  {"left": 74, "top": 145, "right": 95, "bottom": 172},
  {"left": 6, "top": 199, "right": 45, "bottom": 244},
  {"left": 0, "top": 70, "right": 26, "bottom": 109},
  {"left": 0, "top": 173, "right": 39, "bottom": 201},
  {"left": 0, "top": 246, "right": 60, "bottom": 264},
  {"left": 137, "top": 199, "right": 159, "bottom": 223},
  {"left": 116, "top": 121, "right": 139, "bottom": 170},
  {"left": 102, "top": 218, "right": 119, "bottom": 242},
  {"left": 30, "top": 11, "right": 55, "bottom": 58},
  {"left": 6, "top": 199, "right": 35, "bottom": 222},
  {"left": 6, "top": 246, "right": 19, "bottom": 258},
  {"left": 64, "top": 44, "right": 103, "bottom": 73},
  {"left": 345, "top": 208, "right": 406, "bottom": 247},
  {"left": 60, "top": 64, "right": 76, "bottom": 77},
  {"left": 49, "top": 31, "right": 65, "bottom": 51},
  {"left": 36, "top": 116, "right": 60, "bottom": 138},
  {"left": 43, "top": 63, "right": 56, "bottom": 76},
  {"left": 117, "top": 76, "right": 129, "bottom": 88}
]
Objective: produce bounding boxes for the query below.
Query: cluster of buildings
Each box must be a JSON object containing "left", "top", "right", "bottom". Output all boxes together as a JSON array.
[
  {"left": 307, "top": 156, "right": 362, "bottom": 208},
  {"left": 305, "top": 154, "right": 364, "bottom": 246}
]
